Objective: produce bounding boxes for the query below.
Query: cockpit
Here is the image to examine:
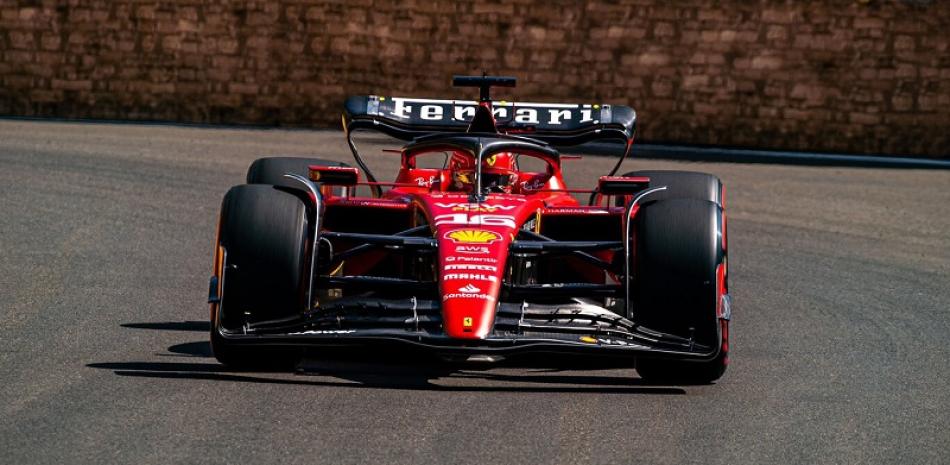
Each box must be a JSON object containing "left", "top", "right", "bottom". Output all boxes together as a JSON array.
[{"left": 393, "top": 135, "right": 565, "bottom": 196}]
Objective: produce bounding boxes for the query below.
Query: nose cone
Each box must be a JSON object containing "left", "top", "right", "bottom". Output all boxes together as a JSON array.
[
  {"left": 423, "top": 194, "right": 536, "bottom": 339},
  {"left": 438, "top": 227, "right": 510, "bottom": 339}
]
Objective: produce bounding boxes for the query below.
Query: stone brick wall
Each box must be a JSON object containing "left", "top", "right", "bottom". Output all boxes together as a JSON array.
[{"left": 1, "top": 0, "right": 948, "bottom": 157}]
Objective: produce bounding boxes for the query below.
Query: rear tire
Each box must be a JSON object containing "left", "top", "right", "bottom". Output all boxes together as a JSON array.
[
  {"left": 633, "top": 198, "right": 728, "bottom": 384},
  {"left": 211, "top": 184, "right": 309, "bottom": 369},
  {"left": 246, "top": 156, "right": 348, "bottom": 189}
]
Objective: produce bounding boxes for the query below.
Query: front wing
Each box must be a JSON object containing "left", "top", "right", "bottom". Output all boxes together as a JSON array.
[{"left": 214, "top": 297, "right": 725, "bottom": 362}]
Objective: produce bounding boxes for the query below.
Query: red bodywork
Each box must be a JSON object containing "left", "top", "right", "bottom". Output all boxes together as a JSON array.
[
  {"left": 317, "top": 142, "right": 616, "bottom": 341},
  {"left": 210, "top": 76, "right": 729, "bottom": 378}
]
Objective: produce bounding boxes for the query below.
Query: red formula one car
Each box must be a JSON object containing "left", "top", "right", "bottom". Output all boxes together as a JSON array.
[{"left": 208, "top": 76, "right": 731, "bottom": 383}]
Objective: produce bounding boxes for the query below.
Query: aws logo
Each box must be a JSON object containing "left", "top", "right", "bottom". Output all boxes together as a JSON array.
[{"left": 444, "top": 229, "right": 502, "bottom": 244}]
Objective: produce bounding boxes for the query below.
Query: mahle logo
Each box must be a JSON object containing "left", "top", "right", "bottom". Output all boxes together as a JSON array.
[{"left": 445, "top": 229, "right": 501, "bottom": 244}]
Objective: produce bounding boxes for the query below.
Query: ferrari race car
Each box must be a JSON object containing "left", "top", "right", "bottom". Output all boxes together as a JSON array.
[{"left": 208, "top": 75, "right": 731, "bottom": 383}]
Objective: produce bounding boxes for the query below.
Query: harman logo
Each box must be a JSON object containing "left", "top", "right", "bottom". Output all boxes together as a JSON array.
[
  {"left": 458, "top": 284, "right": 481, "bottom": 293},
  {"left": 445, "top": 229, "right": 502, "bottom": 244}
]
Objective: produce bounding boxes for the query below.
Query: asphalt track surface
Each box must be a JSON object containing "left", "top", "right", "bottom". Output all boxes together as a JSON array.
[{"left": 1, "top": 120, "right": 948, "bottom": 465}]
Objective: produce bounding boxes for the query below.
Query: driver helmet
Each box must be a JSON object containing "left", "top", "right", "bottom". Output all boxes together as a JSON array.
[{"left": 451, "top": 152, "right": 517, "bottom": 193}]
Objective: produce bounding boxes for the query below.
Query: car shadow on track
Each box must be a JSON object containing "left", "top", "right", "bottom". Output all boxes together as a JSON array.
[
  {"left": 121, "top": 321, "right": 210, "bottom": 331},
  {"left": 97, "top": 321, "right": 687, "bottom": 395}
]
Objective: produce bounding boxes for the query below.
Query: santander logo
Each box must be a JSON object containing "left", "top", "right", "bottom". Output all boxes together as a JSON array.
[
  {"left": 442, "top": 282, "right": 492, "bottom": 301},
  {"left": 458, "top": 284, "right": 481, "bottom": 293}
]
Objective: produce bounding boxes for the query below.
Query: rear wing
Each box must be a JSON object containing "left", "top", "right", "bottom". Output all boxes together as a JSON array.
[{"left": 343, "top": 96, "right": 636, "bottom": 146}]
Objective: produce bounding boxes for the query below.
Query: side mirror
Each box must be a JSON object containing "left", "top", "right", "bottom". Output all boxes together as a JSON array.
[
  {"left": 308, "top": 165, "right": 360, "bottom": 186},
  {"left": 597, "top": 176, "right": 650, "bottom": 195}
]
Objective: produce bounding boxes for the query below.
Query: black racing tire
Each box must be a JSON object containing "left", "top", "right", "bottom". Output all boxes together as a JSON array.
[
  {"left": 632, "top": 198, "right": 727, "bottom": 384},
  {"left": 616, "top": 170, "right": 723, "bottom": 207},
  {"left": 211, "top": 184, "right": 309, "bottom": 369},
  {"left": 246, "top": 156, "right": 349, "bottom": 189}
]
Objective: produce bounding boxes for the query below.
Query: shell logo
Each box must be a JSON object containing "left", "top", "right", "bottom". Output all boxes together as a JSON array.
[{"left": 445, "top": 229, "right": 502, "bottom": 244}]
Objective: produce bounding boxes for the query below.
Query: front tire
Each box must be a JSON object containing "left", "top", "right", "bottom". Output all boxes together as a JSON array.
[
  {"left": 211, "top": 184, "right": 310, "bottom": 369},
  {"left": 632, "top": 198, "right": 728, "bottom": 384}
]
